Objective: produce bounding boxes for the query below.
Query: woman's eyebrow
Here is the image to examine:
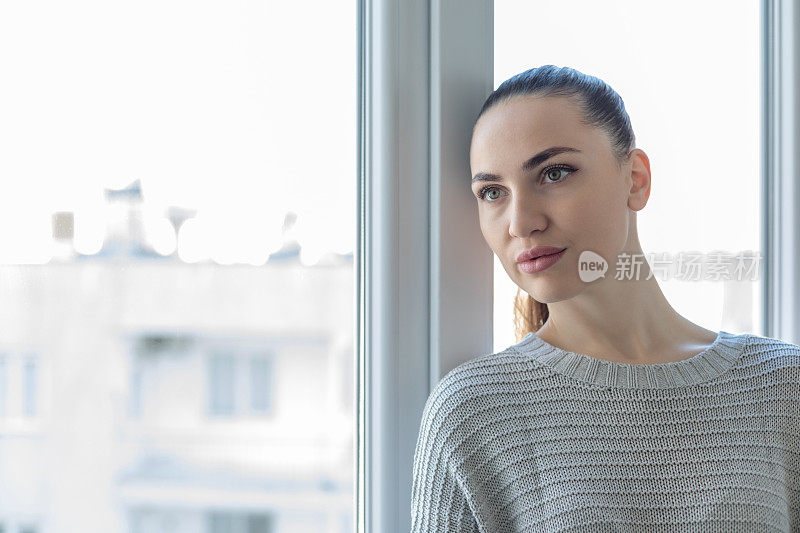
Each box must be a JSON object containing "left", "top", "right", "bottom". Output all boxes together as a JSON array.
[{"left": 471, "top": 146, "right": 581, "bottom": 183}]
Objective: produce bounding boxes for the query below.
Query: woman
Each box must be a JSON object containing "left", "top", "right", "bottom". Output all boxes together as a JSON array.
[{"left": 410, "top": 65, "right": 799, "bottom": 532}]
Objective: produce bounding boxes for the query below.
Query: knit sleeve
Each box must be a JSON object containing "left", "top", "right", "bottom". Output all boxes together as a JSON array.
[
  {"left": 410, "top": 463, "right": 478, "bottom": 532},
  {"left": 410, "top": 373, "right": 480, "bottom": 533}
]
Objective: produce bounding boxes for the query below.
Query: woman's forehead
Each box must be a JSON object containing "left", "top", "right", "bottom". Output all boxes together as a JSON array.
[
  {"left": 470, "top": 96, "right": 599, "bottom": 170},
  {"left": 474, "top": 96, "right": 586, "bottom": 143}
]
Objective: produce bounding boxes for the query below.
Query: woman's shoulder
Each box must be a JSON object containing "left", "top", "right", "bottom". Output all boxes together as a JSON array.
[
  {"left": 419, "top": 344, "right": 536, "bottom": 428},
  {"left": 742, "top": 332, "right": 800, "bottom": 358},
  {"left": 740, "top": 332, "right": 800, "bottom": 375},
  {"left": 430, "top": 344, "right": 528, "bottom": 396},
  {"left": 415, "top": 346, "right": 530, "bottom": 457}
]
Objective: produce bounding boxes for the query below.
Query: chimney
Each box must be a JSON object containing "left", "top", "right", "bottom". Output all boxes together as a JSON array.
[
  {"left": 51, "top": 211, "right": 76, "bottom": 261},
  {"left": 165, "top": 205, "right": 197, "bottom": 245},
  {"left": 100, "top": 179, "right": 152, "bottom": 257},
  {"left": 268, "top": 211, "right": 301, "bottom": 262}
]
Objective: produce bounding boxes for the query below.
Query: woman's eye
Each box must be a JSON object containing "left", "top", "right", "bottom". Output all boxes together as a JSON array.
[
  {"left": 475, "top": 165, "right": 576, "bottom": 202},
  {"left": 477, "top": 186, "right": 505, "bottom": 202},
  {"left": 543, "top": 165, "right": 574, "bottom": 183},
  {"left": 485, "top": 187, "right": 503, "bottom": 201}
]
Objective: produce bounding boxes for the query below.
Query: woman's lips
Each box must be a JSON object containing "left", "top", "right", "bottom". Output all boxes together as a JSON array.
[{"left": 518, "top": 248, "right": 567, "bottom": 274}]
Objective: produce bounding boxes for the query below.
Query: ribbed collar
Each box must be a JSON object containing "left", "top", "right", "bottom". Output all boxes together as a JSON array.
[{"left": 514, "top": 330, "right": 748, "bottom": 389}]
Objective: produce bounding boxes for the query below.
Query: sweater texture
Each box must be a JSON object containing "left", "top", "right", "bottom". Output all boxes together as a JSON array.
[{"left": 409, "top": 330, "right": 800, "bottom": 532}]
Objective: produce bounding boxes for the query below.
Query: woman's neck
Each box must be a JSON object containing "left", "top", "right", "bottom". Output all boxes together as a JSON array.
[{"left": 536, "top": 274, "right": 718, "bottom": 364}]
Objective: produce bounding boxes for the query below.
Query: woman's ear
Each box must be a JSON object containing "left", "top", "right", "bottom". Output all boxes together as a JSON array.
[{"left": 626, "top": 148, "right": 651, "bottom": 211}]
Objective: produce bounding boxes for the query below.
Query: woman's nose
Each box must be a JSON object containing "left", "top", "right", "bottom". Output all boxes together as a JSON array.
[{"left": 508, "top": 194, "right": 547, "bottom": 239}]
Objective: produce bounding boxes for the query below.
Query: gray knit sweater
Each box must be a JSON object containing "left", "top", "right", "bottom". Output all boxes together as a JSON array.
[{"left": 410, "top": 330, "right": 800, "bottom": 532}]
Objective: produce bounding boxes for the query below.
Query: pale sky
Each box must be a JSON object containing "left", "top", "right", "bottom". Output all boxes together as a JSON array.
[{"left": 0, "top": 0, "right": 356, "bottom": 266}]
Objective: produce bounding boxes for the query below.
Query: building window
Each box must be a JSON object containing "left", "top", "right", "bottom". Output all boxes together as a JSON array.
[
  {"left": 128, "top": 363, "right": 142, "bottom": 419},
  {"left": 208, "top": 354, "right": 236, "bottom": 416},
  {"left": 22, "top": 356, "right": 37, "bottom": 418},
  {"left": 207, "top": 352, "right": 274, "bottom": 418},
  {"left": 127, "top": 333, "right": 195, "bottom": 420},
  {"left": 208, "top": 511, "right": 273, "bottom": 533},
  {"left": 0, "top": 355, "right": 6, "bottom": 418},
  {"left": 249, "top": 357, "right": 273, "bottom": 415}
]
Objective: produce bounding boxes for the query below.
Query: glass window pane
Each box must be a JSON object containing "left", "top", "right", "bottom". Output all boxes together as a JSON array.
[
  {"left": 22, "top": 357, "right": 37, "bottom": 418},
  {"left": 208, "top": 354, "right": 236, "bottom": 417},
  {"left": 0, "top": 1, "right": 356, "bottom": 530},
  {"left": 493, "top": 0, "right": 762, "bottom": 351},
  {"left": 209, "top": 512, "right": 235, "bottom": 533},
  {"left": 0, "top": 355, "right": 6, "bottom": 418},
  {"left": 246, "top": 514, "right": 272, "bottom": 533},
  {"left": 128, "top": 361, "right": 142, "bottom": 419},
  {"left": 249, "top": 357, "right": 272, "bottom": 415}
]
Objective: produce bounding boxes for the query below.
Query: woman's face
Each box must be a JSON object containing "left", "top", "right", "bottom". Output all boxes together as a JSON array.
[{"left": 469, "top": 95, "right": 645, "bottom": 303}]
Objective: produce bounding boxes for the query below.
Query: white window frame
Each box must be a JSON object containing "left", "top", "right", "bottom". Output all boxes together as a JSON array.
[
  {"left": 357, "top": 0, "right": 798, "bottom": 531},
  {"left": 356, "top": 0, "right": 492, "bottom": 531},
  {"left": 762, "top": 0, "right": 800, "bottom": 343}
]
